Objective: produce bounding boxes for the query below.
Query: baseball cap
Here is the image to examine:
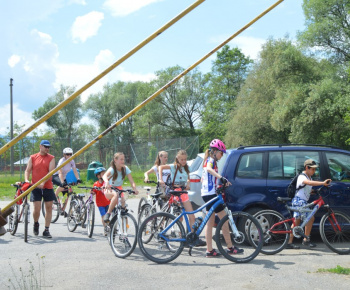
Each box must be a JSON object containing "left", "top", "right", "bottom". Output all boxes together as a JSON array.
[
  {"left": 304, "top": 159, "right": 318, "bottom": 168},
  {"left": 40, "top": 140, "right": 51, "bottom": 147}
]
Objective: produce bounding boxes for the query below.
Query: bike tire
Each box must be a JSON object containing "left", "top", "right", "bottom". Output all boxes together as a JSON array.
[
  {"left": 24, "top": 203, "right": 29, "bottom": 243},
  {"left": 9, "top": 205, "right": 19, "bottom": 235},
  {"left": 110, "top": 212, "right": 138, "bottom": 258},
  {"left": 67, "top": 200, "right": 78, "bottom": 232},
  {"left": 320, "top": 210, "right": 350, "bottom": 255},
  {"left": 253, "top": 210, "right": 290, "bottom": 255},
  {"left": 87, "top": 202, "right": 95, "bottom": 238},
  {"left": 138, "top": 197, "right": 148, "bottom": 215},
  {"left": 138, "top": 204, "right": 156, "bottom": 243},
  {"left": 215, "top": 212, "right": 263, "bottom": 263},
  {"left": 137, "top": 212, "right": 185, "bottom": 264},
  {"left": 42, "top": 199, "right": 60, "bottom": 223}
]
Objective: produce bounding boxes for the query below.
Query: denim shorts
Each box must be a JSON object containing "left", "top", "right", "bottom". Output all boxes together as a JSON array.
[
  {"left": 291, "top": 196, "right": 307, "bottom": 220},
  {"left": 98, "top": 205, "right": 109, "bottom": 217}
]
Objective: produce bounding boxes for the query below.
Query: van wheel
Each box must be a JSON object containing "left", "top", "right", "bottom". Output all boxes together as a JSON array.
[{"left": 235, "top": 207, "right": 264, "bottom": 245}]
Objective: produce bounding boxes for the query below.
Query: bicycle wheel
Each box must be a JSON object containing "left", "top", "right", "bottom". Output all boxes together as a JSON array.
[
  {"left": 9, "top": 204, "right": 19, "bottom": 235},
  {"left": 252, "top": 210, "right": 290, "bottom": 255},
  {"left": 138, "top": 212, "right": 185, "bottom": 264},
  {"left": 42, "top": 199, "right": 60, "bottom": 223},
  {"left": 320, "top": 210, "right": 350, "bottom": 255},
  {"left": 110, "top": 212, "right": 138, "bottom": 258},
  {"left": 67, "top": 200, "right": 78, "bottom": 232},
  {"left": 87, "top": 202, "right": 95, "bottom": 238},
  {"left": 138, "top": 204, "right": 156, "bottom": 243},
  {"left": 215, "top": 212, "right": 263, "bottom": 263},
  {"left": 24, "top": 203, "right": 29, "bottom": 243},
  {"left": 138, "top": 197, "right": 148, "bottom": 214}
]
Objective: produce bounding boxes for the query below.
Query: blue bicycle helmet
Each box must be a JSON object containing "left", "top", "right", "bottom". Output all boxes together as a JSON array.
[{"left": 94, "top": 167, "right": 106, "bottom": 176}]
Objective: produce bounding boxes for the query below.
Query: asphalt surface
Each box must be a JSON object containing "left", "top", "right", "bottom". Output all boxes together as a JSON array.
[{"left": 1, "top": 193, "right": 349, "bottom": 290}]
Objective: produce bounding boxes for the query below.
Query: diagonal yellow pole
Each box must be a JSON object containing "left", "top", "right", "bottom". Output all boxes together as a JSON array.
[
  {"left": 0, "top": 0, "right": 206, "bottom": 156},
  {"left": 1, "top": 0, "right": 284, "bottom": 214}
]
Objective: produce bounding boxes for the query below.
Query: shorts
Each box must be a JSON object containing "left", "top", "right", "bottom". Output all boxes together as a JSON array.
[
  {"left": 292, "top": 196, "right": 308, "bottom": 219},
  {"left": 52, "top": 175, "right": 68, "bottom": 195},
  {"left": 98, "top": 205, "right": 109, "bottom": 217},
  {"left": 174, "top": 193, "right": 189, "bottom": 203},
  {"left": 30, "top": 188, "right": 56, "bottom": 202},
  {"left": 202, "top": 194, "right": 224, "bottom": 213}
]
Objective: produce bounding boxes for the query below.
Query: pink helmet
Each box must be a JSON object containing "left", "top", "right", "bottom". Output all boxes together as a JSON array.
[{"left": 210, "top": 139, "right": 226, "bottom": 153}]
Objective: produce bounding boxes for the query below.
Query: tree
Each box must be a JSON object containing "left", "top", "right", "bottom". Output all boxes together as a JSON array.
[
  {"left": 298, "top": 0, "right": 350, "bottom": 63},
  {"left": 200, "top": 45, "right": 252, "bottom": 148},
  {"left": 32, "top": 85, "right": 82, "bottom": 144}
]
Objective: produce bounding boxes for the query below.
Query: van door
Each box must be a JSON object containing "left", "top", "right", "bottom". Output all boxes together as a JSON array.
[{"left": 323, "top": 151, "right": 350, "bottom": 214}]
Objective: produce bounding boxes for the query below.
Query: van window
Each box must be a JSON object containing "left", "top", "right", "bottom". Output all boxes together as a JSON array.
[
  {"left": 189, "top": 156, "right": 204, "bottom": 173},
  {"left": 325, "top": 152, "right": 350, "bottom": 182},
  {"left": 268, "top": 152, "right": 283, "bottom": 178},
  {"left": 237, "top": 153, "right": 263, "bottom": 178},
  {"left": 282, "top": 151, "right": 321, "bottom": 180}
]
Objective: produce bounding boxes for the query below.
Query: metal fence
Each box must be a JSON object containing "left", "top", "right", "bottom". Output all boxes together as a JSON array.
[{"left": 0, "top": 135, "right": 199, "bottom": 176}]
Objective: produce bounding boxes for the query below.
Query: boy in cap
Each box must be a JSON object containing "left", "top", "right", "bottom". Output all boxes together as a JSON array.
[
  {"left": 25, "top": 140, "right": 55, "bottom": 238},
  {"left": 286, "top": 159, "right": 332, "bottom": 249}
]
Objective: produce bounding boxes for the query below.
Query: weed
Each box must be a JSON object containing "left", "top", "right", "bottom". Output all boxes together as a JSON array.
[{"left": 317, "top": 265, "right": 350, "bottom": 275}]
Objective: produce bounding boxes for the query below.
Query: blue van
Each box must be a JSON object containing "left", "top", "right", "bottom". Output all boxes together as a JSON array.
[{"left": 189, "top": 144, "right": 350, "bottom": 225}]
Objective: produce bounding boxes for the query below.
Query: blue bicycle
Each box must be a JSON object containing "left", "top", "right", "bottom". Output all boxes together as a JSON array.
[{"left": 137, "top": 182, "right": 263, "bottom": 264}]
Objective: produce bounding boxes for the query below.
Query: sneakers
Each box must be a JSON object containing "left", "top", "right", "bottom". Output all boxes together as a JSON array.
[
  {"left": 285, "top": 243, "right": 300, "bottom": 249},
  {"left": 103, "top": 213, "right": 111, "bottom": 223},
  {"left": 33, "top": 222, "right": 39, "bottom": 236},
  {"left": 60, "top": 211, "right": 68, "bottom": 218},
  {"left": 104, "top": 226, "right": 109, "bottom": 236},
  {"left": 302, "top": 239, "right": 316, "bottom": 248},
  {"left": 227, "top": 246, "right": 244, "bottom": 255},
  {"left": 195, "top": 238, "right": 207, "bottom": 247},
  {"left": 206, "top": 249, "right": 221, "bottom": 258},
  {"left": 43, "top": 229, "right": 52, "bottom": 238},
  {"left": 121, "top": 207, "right": 128, "bottom": 215}
]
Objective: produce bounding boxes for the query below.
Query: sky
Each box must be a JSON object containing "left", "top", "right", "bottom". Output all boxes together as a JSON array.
[{"left": 0, "top": 0, "right": 305, "bottom": 136}]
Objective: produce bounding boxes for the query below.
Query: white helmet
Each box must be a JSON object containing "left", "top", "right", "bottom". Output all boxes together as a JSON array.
[{"left": 63, "top": 147, "right": 73, "bottom": 154}]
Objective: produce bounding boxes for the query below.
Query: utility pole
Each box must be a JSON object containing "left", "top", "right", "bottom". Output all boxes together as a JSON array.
[{"left": 10, "top": 78, "right": 14, "bottom": 175}]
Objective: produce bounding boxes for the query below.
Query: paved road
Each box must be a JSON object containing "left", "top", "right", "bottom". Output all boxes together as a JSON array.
[{"left": 1, "top": 196, "right": 349, "bottom": 290}]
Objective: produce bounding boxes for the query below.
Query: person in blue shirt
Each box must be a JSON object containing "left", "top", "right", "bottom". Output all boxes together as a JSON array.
[{"left": 102, "top": 152, "right": 139, "bottom": 223}]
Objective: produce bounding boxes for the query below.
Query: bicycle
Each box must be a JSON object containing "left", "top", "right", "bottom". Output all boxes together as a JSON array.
[
  {"left": 251, "top": 185, "right": 350, "bottom": 255},
  {"left": 41, "top": 183, "right": 75, "bottom": 223},
  {"left": 7, "top": 182, "right": 32, "bottom": 243},
  {"left": 66, "top": 189, "right": 95, "bottom": 238},
  {"left": 106, "top": 187, "right": 138, "bottom": 258},
  {"left": 137, "top": 182, "right": 263, "bottom": 264}
]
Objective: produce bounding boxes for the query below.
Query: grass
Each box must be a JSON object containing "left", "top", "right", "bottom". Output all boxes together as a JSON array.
[
  {"left": 0, "top": 168, "right": 150, "bottom": 200},
  {"left": 317, "top": 265, "right": 350, "bottom": 275}
]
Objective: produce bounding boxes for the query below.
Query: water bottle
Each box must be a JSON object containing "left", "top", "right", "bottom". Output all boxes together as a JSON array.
[{"left": 192, "top": 216, "right": 203, "bottom": 231}]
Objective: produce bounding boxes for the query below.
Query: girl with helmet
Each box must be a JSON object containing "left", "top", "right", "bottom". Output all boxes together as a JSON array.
[
  {"left": 91, "top": 167, "right": 110, "bottom": 236},
  {"left": 201, "top": 139, "right": 243, "bottom": 257},
  {"left": 52, "top": 147, "right": 81, "bottom": 216}
]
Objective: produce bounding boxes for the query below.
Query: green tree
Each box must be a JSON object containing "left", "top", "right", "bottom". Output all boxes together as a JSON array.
[
  {"left": 200, "top": 45, "right": 252, "bottom": 148},
  {"left": 298, "top": 0, "right": 350, "bottom": 62},
  {"left": 32, "top": 85, "right": 82, "bottom": 144}
]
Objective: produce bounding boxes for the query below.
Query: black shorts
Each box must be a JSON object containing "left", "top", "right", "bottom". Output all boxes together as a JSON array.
[
  {"left": 202, "top": 194, "right": 224, "bottom": 213},
  {"left": 30, "top": 188, "right": 56, "bottom": 202},
  {"left": 52, "top": 175, "right": 68, "bottom": 195}
]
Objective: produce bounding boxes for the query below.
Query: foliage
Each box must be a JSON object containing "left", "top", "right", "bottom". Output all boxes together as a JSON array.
[
  {"left": 317, "top": 265, "right": 350, "bottom": 275},
  {"left": 298, "top": 0, "right": 350, "bottom": 63}
]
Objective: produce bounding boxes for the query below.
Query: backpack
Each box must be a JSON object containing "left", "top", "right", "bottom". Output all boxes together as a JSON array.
[{"left": 286, "top": 173, "right": 307, "bottom": 198}]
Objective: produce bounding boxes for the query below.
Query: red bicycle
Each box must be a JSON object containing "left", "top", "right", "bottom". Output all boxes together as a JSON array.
[{"left": 251, "top": 185, "right": 350, "bottom": 255}]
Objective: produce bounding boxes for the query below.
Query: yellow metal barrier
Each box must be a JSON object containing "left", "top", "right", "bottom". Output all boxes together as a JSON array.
[
  {"left": 0, "top": 0, "right": 285, "bottom": 216},
  {"left": 0, "top": 0, "right": 206, "bottom": 156}
]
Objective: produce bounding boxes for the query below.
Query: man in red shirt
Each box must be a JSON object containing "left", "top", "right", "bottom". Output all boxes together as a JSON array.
[{"left": 25, "top": 140, "right": 55, "bottom": 238}]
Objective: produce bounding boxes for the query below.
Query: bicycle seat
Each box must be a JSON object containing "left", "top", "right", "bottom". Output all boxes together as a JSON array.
[
  {"left": 277, "top": 197, "right": 291, "bottom": 203},
  {"left": 78, "top": 193, "right": 85, "bottom": 198},
  {"left": 150, "top": 192, "right": 162, "bottom": 198},
  {"left": 169, "top": 190, "right": 187, "bottom": 196}
]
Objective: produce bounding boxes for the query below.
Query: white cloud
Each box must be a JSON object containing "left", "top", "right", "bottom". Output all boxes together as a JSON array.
[
  {"left": 209, "top": 35, "right": 266, "bottom": 60},
  {"left": 69, "top": 0, "right": 87, "bottom": 5},
  {"left": 8, "top": 55, "right": 21, "bottom": 68},
  {"left": 71, "top": 11, "right": 104, "bottom": 43},
  {"left": 103, "top": 0, "right": 163, "bottom": 17},
  {"left": 54, "top": 49, "right": 156, "bottom": 102}
]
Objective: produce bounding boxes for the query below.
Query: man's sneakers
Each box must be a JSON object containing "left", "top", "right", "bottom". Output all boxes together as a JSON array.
[
  {"left": 33, "top": 222, "right": 39, "bottom": 236},
  {"left": 285, "top": 243, "right": 300, "bottom": 249},
  {"left": 103, "top": 213, "right": 111, "bottom": 223},
  {"left": 227, "top": 246, "right": 244, "bottom": 255},
  {"left": 195, "top": 239, "right": 206, "bottom": 247},
  {"left": 43, "top": 229, "right": 52, "bottom": 238},
  {"left": 302, "top": 238, "right": 316, "bottom": 248},
  {"left": 206, "top": 249, "right": 221, "bottom": 258}
]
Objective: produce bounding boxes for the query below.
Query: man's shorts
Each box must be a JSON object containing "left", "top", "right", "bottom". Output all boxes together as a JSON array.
[
  {"left": 30, "top": 188, "right": 56, "bottom": 202},
  {"left": 292, "top": 196, "right": 308, "bottom": 220},
  {"left": 98, "top": 205, "right": 109, "bottom": 217},
  {"left": 202, "top": 194, "right": 225, "bottom": 213}
]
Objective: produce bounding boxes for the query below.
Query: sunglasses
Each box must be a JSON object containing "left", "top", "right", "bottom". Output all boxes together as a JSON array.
[
  {"left": 65, "top": 153, "right": 72, "bottom": 156},
  {"left": 43, "top": 145, "right": 50, "bottom": 149}
]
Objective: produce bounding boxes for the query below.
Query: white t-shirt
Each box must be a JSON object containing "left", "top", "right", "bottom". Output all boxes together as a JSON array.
[
  {"left": 53, "top": 157, "right": 76, "bottom": 179},
  {"left": 295, "top": 173, "right": 312, "bottom": 201},
  {"left": 152, "top": 165, "right": 171, "bottom": 182}
]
